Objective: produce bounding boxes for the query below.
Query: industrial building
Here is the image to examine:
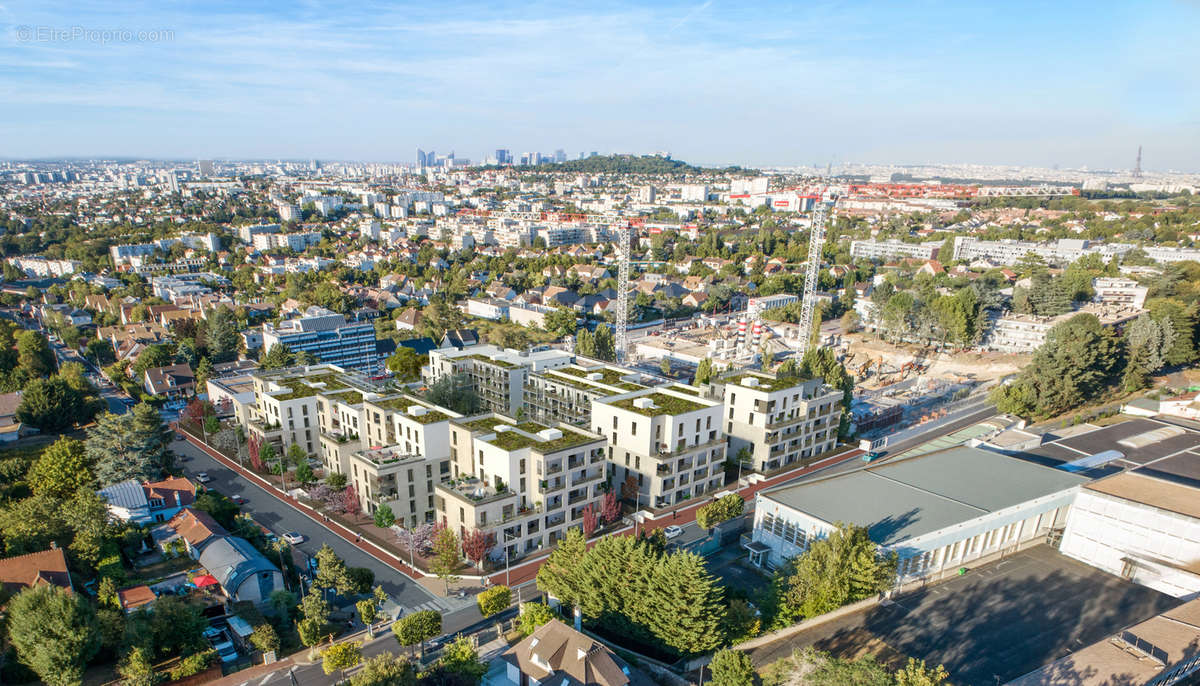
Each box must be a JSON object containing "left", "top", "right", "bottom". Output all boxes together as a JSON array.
[{"left": 745, "top": 446, "right": 1088, "bottom": 582}]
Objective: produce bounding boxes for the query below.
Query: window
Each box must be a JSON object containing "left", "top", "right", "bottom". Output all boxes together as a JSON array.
[
  {"left": 612, "top": 417, "right": 618, "bottom": 429},
  {"left": 631, "top": 423, "right": 637, "bottom": 436}
]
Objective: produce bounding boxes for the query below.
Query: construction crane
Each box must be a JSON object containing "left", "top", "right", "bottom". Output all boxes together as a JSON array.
[
  {"left": 797, "top": 194, "right": 835, "bottom": 356},
  {"left": 615, "top": 222, "right": 632, "bottom": 364}
]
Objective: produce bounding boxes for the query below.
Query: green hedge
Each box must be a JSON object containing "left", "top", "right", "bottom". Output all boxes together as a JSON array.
[
  {"left": 97, "top": 542, "right": 125, "bottom": 584},
  {"left": 696, "top": 494, "right": 745, "bottom": 529}
]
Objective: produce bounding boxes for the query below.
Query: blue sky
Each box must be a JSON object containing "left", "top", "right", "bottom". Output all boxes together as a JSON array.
[{"left": 1, "top": 1, "right": 1197, "bottom": 169}]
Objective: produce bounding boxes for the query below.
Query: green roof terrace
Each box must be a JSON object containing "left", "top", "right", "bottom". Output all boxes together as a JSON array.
[
  {"left": 367, "top": 396, "right": 453, "bottom": 424},
  {"left": 478, "top": 422, "right": 600, "bottom": 454},
  {"left": 722, "top": 372, "right": 810, "bottom": 393},
  {"left": 609, "top": 391, "right": 709, "bottom": 417}
]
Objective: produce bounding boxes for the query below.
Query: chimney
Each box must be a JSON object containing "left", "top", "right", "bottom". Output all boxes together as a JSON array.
[{"left": 574, "top": 606, "right": 582, "bottom": 632}]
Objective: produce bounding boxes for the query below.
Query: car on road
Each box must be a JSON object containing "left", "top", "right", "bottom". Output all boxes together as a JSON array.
[
  {"left": 174, "top": 433, "right": 184, "bottom": 441},
  {"left": 195, "top": 472, "right": 212, "bottom": 483},
  {"left": 283, "top": 532, "right": 305, "bottom": 545},
  {"left": 230, "top": 494, "right": 245, "bottom": 504},
  {"left": 663, "top": 525, "right": 684, "bottom": 540}
]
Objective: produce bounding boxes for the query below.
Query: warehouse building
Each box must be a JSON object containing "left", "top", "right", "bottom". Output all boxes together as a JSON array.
[{"left": 746, "top": 446, "right": 1088, "bottom": 582}]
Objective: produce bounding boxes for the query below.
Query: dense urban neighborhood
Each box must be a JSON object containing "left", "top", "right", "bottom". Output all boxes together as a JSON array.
[{"left": 0, "top": 151, "right": 1199, "bottom": 686}]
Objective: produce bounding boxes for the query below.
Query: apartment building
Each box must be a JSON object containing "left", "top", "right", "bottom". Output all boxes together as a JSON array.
[
  {"left": 1093, "top": 276, "right": 1148, "bottom": 309},
  {"left": 426, "top": 345, "right": 574, "bottom": 415},
  {"left": 246, "top": 365, "right": 370, "bottom": 460},
  {"left": 262, "top": 306, "right": 380, "bottom": 373},
  {"left": 712, "top": 372, "right": 843, "bottom": 473},
  {"left": 849, "top": 239, "right": 942, "bottom": 262},
  {"left": 591, "top": 385, "right": 726, "bottom": 509},
  {"left": 524, "top": 363, "right": 657, "bottom": 426},
  {"left": 347, "top": 445, "right": 448, "bottom": 528},
  {"left": 986, "top": 303, "right": 1144, "bottom": 354},
  {"left": 952, "top": 237, "right": 1128, "bottom": 266},
  {"left": 441, "top": 415, "right": 607, "bottom": 560}
]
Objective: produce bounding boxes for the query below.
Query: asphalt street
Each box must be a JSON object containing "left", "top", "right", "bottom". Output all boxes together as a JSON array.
[{"left": 171, "top": 437, "right": 496, "bottom": 632}]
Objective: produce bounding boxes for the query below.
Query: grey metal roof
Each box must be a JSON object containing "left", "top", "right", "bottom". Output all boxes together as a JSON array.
[
  {"left": 761, "top": 446, "right": 1088, "bottom": 546},
  {"left": 198, "top": 536, "right": 278, "bottom": 594},
  {"left": 98, "top": 479, "right": 148, "bottom": 510}
]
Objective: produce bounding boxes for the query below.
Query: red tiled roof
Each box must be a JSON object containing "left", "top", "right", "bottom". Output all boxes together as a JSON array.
[{"left": 0, "top": 548, "right": 72, "bottom": 595}]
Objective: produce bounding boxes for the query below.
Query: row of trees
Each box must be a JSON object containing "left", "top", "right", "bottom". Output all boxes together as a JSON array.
[{"left": 537, "top": 529, "right": 726, "bottom": 657}]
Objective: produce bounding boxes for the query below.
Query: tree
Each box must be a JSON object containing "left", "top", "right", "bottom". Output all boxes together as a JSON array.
[
  {"left": 87, "top": 405, "right": 173, "bottom": 485},
  {"left": 261, "top": 343, "right": 293, "bottom": 369},
  {"left": 357, "top": 598, "right": 380, "bottom": 634},
  {"left": 582, "top": 503, "right": 598, "bottom": 538},
  {"left": 894, "top": 658, "right": 950, "bottom": 686},
  {"left": 295, "top": 460, "right": 315, "bottom": 485},
  {"left": 536, "top": 528, "right": 587, "bottom": 610},
  {"left": 1123, "top": 313, "right": 1175, "bottom": 391},
  {"left": 6, "top": 585, "right": 100, "bottom": 686},
  {"left": 374, "top": 503, "right": 397, "bottom": 528},
  {"left": 645, "top": 552, "right": 725, "bottom": 654},
  {"left": 343, "top": 485, "right": 362, "bottom": 516},
  {"left": 592, "top": 324, "right": 616, "bottom": 361},
  {"left": 118, "top": 646, "right": 160, "bottom": 686},
  {"left": 349, "top": 652, "right": 416, "bottom": 686},
  {"left": 710, "top": 649, "right": 755, "bottom": 686},
  {"left": 149, "top": 595, "right": 207, "bottom": 658},
  {"left": 517, "top": 602, "right": 555, "bottom": 636},
  {"left": 431, "top": 526, "right": 461, "bottom": 592},
  {"left": 301, "top": 587, "right": 332, "bottom": 626},
  {"left": 990, "top": 313, "right": 1119, "bottom": 418},
  {"left": 660, "top": 356, "right": 672, "bottom": 376},
  {"left": 194, "top": 357, "right": 215, "bottom": 391},
  {"left": 250, "top": 623, "right": 281, "bottom": 653},
  {"left": 543, "top": 308, "right": 578, "bottom": 338},
  {"left": 207, "top": 305, "right": 240, "bottom": 361},
  {"left": 777, "top": 522, "right": 897, "bottom": 624},
  {"left": 435, "top": 636, "right": 487, "bottom": 686},
  {"left": 314, "top": 543, "right": 355, "bottom": 594},
  {"left": 694, "top": 358, "right": 714, "bottom": 386},
  {"left": 322, "top": 640, "right": 363, "bottom": 680},
  {"left": 386, "top": 348, "right": 428, "bottom": 382},
  {"left": 392, "top": 610, "right": 441, "bottom": 656},
  {"left": 696, "top": 494, "right": 745, "bottom": 530},
  {"left": 477, "top": 585, "right": 511, "bottom": 618},
  {"left": 16, "top": 329, "right": 56, "bottom": 379},
  {"left": 424, "top": 374, "right": 482, "bottom": 415},
  {"left": 16, "top": 376, "right": 87, "bottom": 432},
  {"left": 26, "top": 436, "right": 92, "bottom": 498},
  {"left": 461, "top": 529, "right": 491, "bottom": 569},
  {"left": 601, "top": 491, "right": 621, "bottom": 524}
]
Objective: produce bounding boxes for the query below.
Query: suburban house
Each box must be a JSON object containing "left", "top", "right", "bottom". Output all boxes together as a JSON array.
[
  {"left": 0, "top": 390, "right": 25, "bottom": 443},
  {"left": 98, "top": 476, "right": 196, "bottom": 524},
  {"left": 144, "top": 363, "right": 196, "bottom": 399},
  {"left": 117, "top": 584, "right": 158, "bottom": 614},
  {"left": 0, "top": 548, "right": 73, "bottom": 596},
  {"left": 152, "top": 507, "right": 229, "bottom": 557},
  {"left": 197, "top": 537, "right": 284, "bottom": 604},
  {"left": 501, "top": 619, "right": 639, "bottom": 686}
]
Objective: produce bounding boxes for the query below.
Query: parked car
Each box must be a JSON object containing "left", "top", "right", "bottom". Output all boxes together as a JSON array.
[
  {"left": 195, "top": 472, "right": 212, "bottom": 484},
  {"left": 230, "top": 494, "right": 245, "bottom": 504},
  {"left": 663, "top": 525, "right": 684, "bottom": 540},
  {"left": 283, "top": 531, "right": 305, "bottom": 545}
]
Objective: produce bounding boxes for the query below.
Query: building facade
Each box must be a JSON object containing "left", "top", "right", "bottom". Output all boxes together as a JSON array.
[
  {"left": 712, "top": 372, "right": 843, "bottom": 473},
  {"left": 261, "top": 306, "right": 379, "bottom": 373}
]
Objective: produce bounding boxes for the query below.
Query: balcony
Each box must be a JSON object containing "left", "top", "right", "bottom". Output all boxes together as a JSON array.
[
  {"left": 437, "top": 476, "right": 515, "bottom": 506},
  {"left": 656, "top": 463, "right": 672, "bottom": 477},
  {"left": 540, "top": 477, "right": 566, "bottom": 493}
]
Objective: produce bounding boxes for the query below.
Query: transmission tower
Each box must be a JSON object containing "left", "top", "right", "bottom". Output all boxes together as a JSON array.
[
  {"left": 798, "top": 196, "right": 833, "bottom": 356},
  {"left": 1133, "top": 145, "right": 1143, "bottom": 179},
  {"left": 614, "top": 223, "right": 631, "bottom": 364}
]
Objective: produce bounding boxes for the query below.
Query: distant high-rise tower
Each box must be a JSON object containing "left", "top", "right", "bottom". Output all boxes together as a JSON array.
[
  {"left": 495, "top": 149, "right": 511, "bottom": 165},
  {"left": 197, "top": 159, "right": 214, "bottom": 176},
  {"left": 554, "top": 148, "right": 566, "bottom": 163},
  {"left": 415, "top": 148, "right": 426, "bottom": 168},
  {"left": 1133, "top": 145, "right": 1143, "bottom": 179}
]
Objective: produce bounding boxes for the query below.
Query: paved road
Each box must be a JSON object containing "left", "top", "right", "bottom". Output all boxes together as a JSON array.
[
  {"left": 788, "top": 402, "right": 998, "bottom": 483},
  {"left": 172, "top": 438, "right": 492, "bottom": 629}
]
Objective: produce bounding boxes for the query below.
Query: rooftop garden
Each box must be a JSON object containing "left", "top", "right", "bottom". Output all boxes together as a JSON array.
[
  {"left": 329, "top": 390, "right": 364, "bottom": 405},
  {"left": 269, "top": 371, "right": 353, "bottom": 400},
  {"left": 455, "top": 415, "right": 514, "bottom": 433},
  {"left": 468, "top": 354, "right": 520, "bottom": 369},
  {"left": 671, "top": 383, "right": 701, "bottom": 396},
  {"left": 368, "top": 395, "right": 451, "bottom": 423},
  {"left": 481, "top": 424, "right": 599, "bottom": 453},
  {"left": 723, "top": 372, "right": 807, "bottom": 392},
  {"left": 610, "top": 392, "right": 708, "bottom": 417},
  {"left": 553, "top": 365, "right": 645, "bottom": 390}
]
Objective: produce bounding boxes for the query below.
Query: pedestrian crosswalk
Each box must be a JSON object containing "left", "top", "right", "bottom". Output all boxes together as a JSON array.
[{"left": 406, "top": 590, "right": 476, "bottom": 615}]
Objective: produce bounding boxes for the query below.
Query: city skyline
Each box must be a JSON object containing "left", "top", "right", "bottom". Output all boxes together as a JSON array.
[{"left": 1, "top": 1, "right": 1198, "bottom": 170}]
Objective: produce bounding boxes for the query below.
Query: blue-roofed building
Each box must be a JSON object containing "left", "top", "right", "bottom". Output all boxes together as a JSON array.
[
  {"left": 746, "top": 445, "right": 1089, "bottom": 584},
  {"left": 262, "top": 306, "right": 380, "bottom": 373},
  {"left": 197, "top": 536, "right": 283, "bottom": 605}
]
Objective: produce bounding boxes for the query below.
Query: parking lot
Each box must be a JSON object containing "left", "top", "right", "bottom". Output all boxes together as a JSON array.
[{"left": 747, "top": 545, "right": 1180, "bottom": 685}]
